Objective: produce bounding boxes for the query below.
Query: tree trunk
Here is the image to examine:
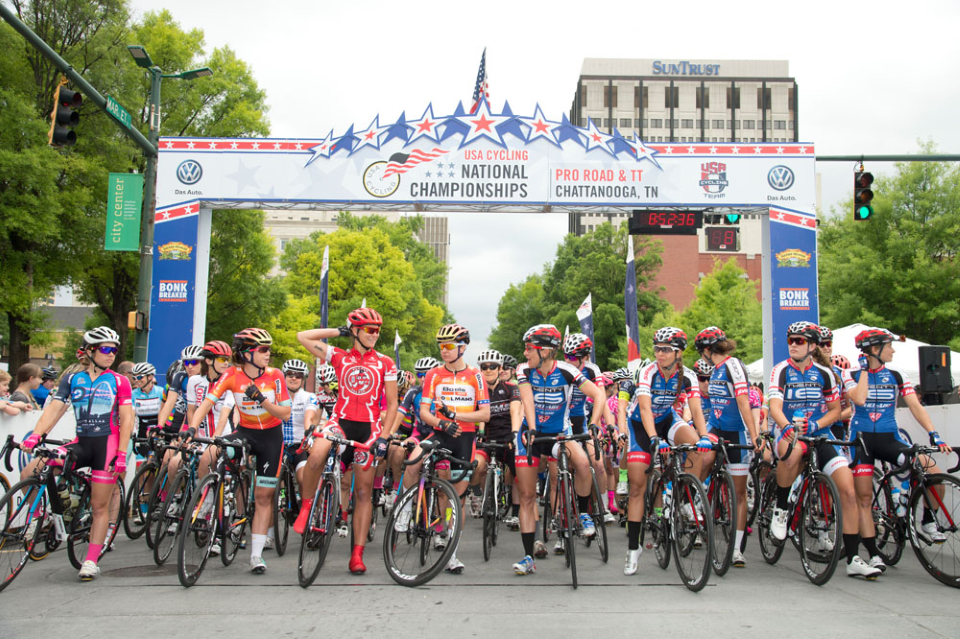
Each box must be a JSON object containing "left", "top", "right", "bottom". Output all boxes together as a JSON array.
[{"left": 7, "top": 311, "right": 31, "bottom": 373}]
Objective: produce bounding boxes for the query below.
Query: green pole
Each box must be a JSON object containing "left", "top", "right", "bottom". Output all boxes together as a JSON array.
[{"left": 134, "top": 68, "right": 162, "bottom": 362}]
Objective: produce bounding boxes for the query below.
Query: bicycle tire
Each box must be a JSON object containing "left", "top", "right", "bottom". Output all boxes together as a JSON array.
[
  {"left": 907, "top": 473, "right": 960, "bottom": 588},
  {"left": 872, "top": 468, "right": 904, "bottom": 566},
  {"left": 482, "top": 468, "right": 495, "bottom": 561},
  {"left": 273, "top": 466, "right": 291, "bottom": 557},
  {"left": 383, "top": 479, "right": 460, "bottom": 587},
  {"left": 0, "top": 478, "right": 46, "bottom": 592},
  {"left": 746, "top": 466, "right": 759, "bottom": 528},
  {"left": 153, "top": 469, "right": 190, "bottom": 566},
  {"left": 178, "top": 473, "right": 219, "bottom": 587},
  {"left": 797, "top": 472, "right": 842, "bottom": 585},
  {"left": 558, "top": 471, "right": 577, "bottom": 588},
  {"left": 757, "top": 473, "right": 785, "bottom": 565},
  {"left": 66, "top": 482, "right": 92, "bottom": 570},
  {"left": 144, "top": 464, "right": 170, "bottom": 550},
  {"left": 587, "top": 468, "right": 609, "bottom": 563},
  {"left": 672, "top": 473, "right": 713, "bottom": 592},
  {"left": 298, "top": 479, "right": 339, "bottom": 588},
  {"left": 29, "top": 476, "right": 70, "bottom": 561},
  {"left": 642, "top": 470, "right": 671, "bottom": 570},
  {"left": 541, "top": 477, "right": 552, "bottom": 544},
  {"left": 710, "top": 468, "right": 737, "bottom": 576},
  {"left": 367, "top": 489, "right": 379, "bottom": 543},
  {"left": 124, "top": 462, "right": 155, "bottom": 540},
  {"left": 220, "top": 471, "right": 246, "bottom": 567}
]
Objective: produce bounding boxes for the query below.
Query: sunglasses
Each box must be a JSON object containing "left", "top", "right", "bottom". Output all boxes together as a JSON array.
[
  {"left": 820, "top": 340, "right": 832, "bottom": 348},
  {"left": 214, "top": 356, "right": 230, "bottom": 364},
  {"left": 439, "top": 343, "right": 460, "bottom": 351},
  {"left": 360, "top": 326, "right": 380, "bottom": 335},
  {"left": 183, "top": 359, "right": 201, "bottom": 367},
  {"left": 285, "top": 372, "right": 304, "bottom": 379},
  {"left": 133, "top": 374, "right": 150, "bottom": 380},
  {"left": 479, "top": 363, "right": 500, "bottom": 371},
  {"left": 253, "top": 346, "right": 271, "bottom": 353},
  {"left": 653, "top": 346, "right": 678, "bottom": 354},
  {"left": 416, "top": 372, "right": 426, "bottom": 378},
  {"left": 697, "top": 375, "right": 710, "bottom": 382},
  {"left": 787, "top": 337, "right": 808, "bottom": 346},
  {"left": 96, "top": 346, "right": 118, "bottom": 355}
]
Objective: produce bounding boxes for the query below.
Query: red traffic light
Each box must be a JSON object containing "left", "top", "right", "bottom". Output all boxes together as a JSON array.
[
  {"left": 58, "top": 88, "right": 82, "bottom": 108},
  {"left": 855, "top": 172, "right": 874, "bottom": 189}
]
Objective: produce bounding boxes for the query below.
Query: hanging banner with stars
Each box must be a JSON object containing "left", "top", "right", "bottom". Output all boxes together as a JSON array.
[{"left": 768, "top": 205, "right": 820, "bottom": 364}]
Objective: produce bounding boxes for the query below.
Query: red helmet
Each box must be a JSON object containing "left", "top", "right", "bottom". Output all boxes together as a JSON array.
[
  {"left": 232, "top": 328, "right": 272, "bottom": 353},
  {"left": 653, "top": 327, "right": 688, "bottom": 351},
  {"left": 523, "top": 324, "right": 562, "bottom": 349},
  {"left": 563, "top": 333, "right": 593, "bottom": 358},
  {"left": 787, "top": 321, "right": 821, "bottom": 344},
  {"left": 831, "top": 354, "right": 851, "bottom": 370},
  {"left": 202, "top": 340, "right": 232, "bottom": 358},
  {"left": 855, "top": 327, "right": 896, "bottom": 351},
  {"left": 694, "top": 326, "right": 726, "bottom": 352},
  {"left": 347, "top": 307, "right": 383, "bottom": 328}
]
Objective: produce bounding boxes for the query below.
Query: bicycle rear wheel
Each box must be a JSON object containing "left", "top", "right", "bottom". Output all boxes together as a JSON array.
[
  {"left": 586, "top": 469, "right": 609, "bottom": 563},
  {"left": 797, "top": 473, "right": 842, "bottom": 586},
  {"left": 222, "top": 470, "right": 252, "bottom": 567},
  {"left": 153, "top": 469, "right": 189, "bottom": 566},
  {"left": 872, "top": 468, "right": 904, "bottom": 566},
  {"left": 298, "top": 479, "right": 339, "bottom": 588},
  {"left": 672, "top": 473, "right": 713, "bottom": 592},
  {"left": 757, "top": 473, "right": 785, "bottom": 565},
  {"left": 273, "top": 466, "right": 292, "bottom": 557},
  {"left": 178, "top": 474, "right": 218, "bottom": 587},
  {"left": 0, "top": 478, "right": 47, "bottom": 592},
  {"left": 541, "top": 477, "right": 553, "bottom": 544},
  {"left": 640, "top": 470, "right": 670, "bottom": 570},
  {"left": 907, "top": 474, "right": 960, "bottom": 588},
  {"left": 144, "top": 464, "right": 170, "bottom": 550},
  {"left": 710, "top": 468, "right": 737, "bottom": 576},
  {"left": 124, "top": 462, "right": 156, "bottom": 540},
  {"left": 66, "top": 483, "right": 92, "bottom": 570},
  {"left": 558, "top": 473, "right": 578, "bottom": 588},
  {"left": 383, "top": 479, "right": 460, "bottom": 587},
  {"left": 482, "top": 469, "right": 496, "bottom": 561}
]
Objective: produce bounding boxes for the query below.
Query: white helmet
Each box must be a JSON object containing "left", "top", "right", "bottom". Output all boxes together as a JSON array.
[
  {"left": 282, "top": 359, "right": 309, "bottom": 375},
  {"left": 414, "top": 357, "right": 440, "bottom": 374},
  {"left": 316, "top": 364, "right": 337, "bottom": 385},
  {"left": 83, "top": 326, "right": 120, "bottom": 346},
  {"left": 181, "top": 345, "right": 204, "bottom": 361},
  {"left": 476, "top": 350, "right": 503, "bottom": 365},
  {"left": 132, "top": 362, "right": 156, "bottom": 377}
]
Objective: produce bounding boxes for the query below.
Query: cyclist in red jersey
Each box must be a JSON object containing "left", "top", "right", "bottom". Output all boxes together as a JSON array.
[
  {"left": 188, "top": 328, "right": 291, "bottom": 574},
  {"left": 294, "top": 307, "right": 398, "bottom": 575}
]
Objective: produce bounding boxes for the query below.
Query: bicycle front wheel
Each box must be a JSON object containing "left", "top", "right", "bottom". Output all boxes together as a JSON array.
[
  {"left": 178, "top": 474, "right": 219, "bottom": 587},
  {"left": 672, "top": 473, "right": 713, "bottom": 592},
  {"left": 0, "top": 478, "right": 47, "bottom": 592},
  {"left": 222, "top": 470, "right": 252, "bottom": 567},
  {"left": 144, "top": 464, "right": 170, "bottom": 550},
  {"left": 587, "top": 468, "right": 609, "bottom": 563},
  {"left": 383, "top": 478, "right": 460, "bottom": 587},
  {"left": 558, "top": 474, "right": 577, "bottom": 589},
  {"left": 757, "top": 473, "right": 785, "bottom": 565},
  {"left": 124, "top": 462, "right": 157, "bottom": 540},
  {"left": 481, "top": 469, "right": 496, "bottom": 562},
  {"left": 639, "top": 469, "right": 670, "bottom": 570},
  {"left": 273, "top": 466, "right": 292, "bottom": 557},
  {"left": 872, "top": 468, "right": 904, "bottom": 566},
  {"left": 907, "top": 474, "right": 960, "bottom": 588},
  {"left": 797, "top": 472, "right": 842, "bottom": 586},
  {"left": 710, "top": 468, "right": 737, "bottom": 576},
  {"left": 153, "top": 470, "right": 190, "bottom": 566},
  {"left": 298, "top": 479, "right": 339, "bottom": 588},
  {"left": 66, "top": 482, "right": 93, "bottom": 570}
]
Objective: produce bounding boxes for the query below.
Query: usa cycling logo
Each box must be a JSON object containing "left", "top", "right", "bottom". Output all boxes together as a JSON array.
[
  {"left": 699, "top": 162, "right": 728, "bottom": 199},
  {"left": 177, "top": 160, "right": 203, "bottom": 185},
  {"left": 767, "top": 165, "right": 795, "bottom": 191}
]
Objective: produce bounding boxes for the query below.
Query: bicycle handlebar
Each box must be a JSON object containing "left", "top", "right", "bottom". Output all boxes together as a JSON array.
[{"left": 403, "top": 438, "right": 477, "bottom": 471}]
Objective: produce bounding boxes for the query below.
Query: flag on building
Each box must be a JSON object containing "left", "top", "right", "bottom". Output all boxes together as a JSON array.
[
  {"left": 470, "top": 48, "right": 489, "bottom": 114},
  {"left": 625, "top": 236, "right": 642, "bottom": 369},
  {"left": 576, "top": 293, "right": 596, "bottom": 364}
]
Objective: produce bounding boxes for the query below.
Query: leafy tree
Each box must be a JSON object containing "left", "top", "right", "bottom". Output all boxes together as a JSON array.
[
  {"left": 819, "top": 142, "right": 960, "bottom": 347},
  {"left": 488, "top": 274, "right": 547, "bottom": 361}
]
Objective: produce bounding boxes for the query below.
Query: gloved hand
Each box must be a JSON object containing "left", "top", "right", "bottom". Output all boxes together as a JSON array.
[
  {"left": 858, "top": 354, "right": 869, "bottom": 370},
  {"left": 22, "top": 433, "right": 41, "bottom": 452},
  {"left": 114, "top": 450, "right": 127, "bottom": 475},
  {"left": 930, "top": 430, "right": 947, "bottom": 450},
  {"left": 437, "top": 419, "right": 459, "bottom": 436},
  {"left": 437, "top": 403, "right": 456, "bottom": 420},
  {"left": 697, "top": 436, "right": 713, "bottom": 453},
  {"left": 337, "top": 325, "right": 352, "bottom": 338},
  {"left": 374, "top": 436, "right": 390, "bottom": 459},
  {"left": 245, "top": 385, "right": 266, "bottom": 404}
]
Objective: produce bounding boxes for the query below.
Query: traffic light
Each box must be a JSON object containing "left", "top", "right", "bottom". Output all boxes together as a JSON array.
[
  {"left": 48, "top": 84, "right": 81, "bottom": 147},
  {"left": 723, "top": 213, "right": 741, "bottom": 224},
  {"left": 854, "top": 171, "right": 874, "bottom": 221}
]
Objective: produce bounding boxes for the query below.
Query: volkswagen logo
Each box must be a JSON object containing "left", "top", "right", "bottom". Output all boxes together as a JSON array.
[
  {"left": 767, "top": 165, "right": 794, "bottom": 191},
  {"left": 177, "top": 160, "right": 203, "bottom": 185}
]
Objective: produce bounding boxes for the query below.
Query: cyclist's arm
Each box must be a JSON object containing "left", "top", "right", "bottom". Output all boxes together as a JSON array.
[
  {"left": 846, "top": 370, "right": 869, "bottom": 406},
  {"left": 188, "top": 396, "right": 216, "bottom": 432},
  {"left": 381, "top": 379, "right": 399, "bottom": 434},
  {"left": 518, "top": 382, "right": 537, "bottom": 434},
  {"left": 735, "top": 393, "right": 759, "bottom": 445},
  {"left": 156, "top": 390, "right": 179, "bottom": 429},
  {"left": 213, "top": 405, "right": 231, "bottom": 437},
  {"left": 304, "top": 406, "right": 320, "bottom": 432},
  {"left": 117, "top": 404, "right": 134, "bottom": 453},
  {"left": 617, "top": 394, "right": 628, "bottom": 436},
  {"left": 510, "top": 398, "right": 522, "bottom": 434},
  {"left": 839, "top": 404, "right": 853, "bottom": 422},
  {"left": 259, "top": 396, "right": 291, "bottom": 422},
  {"left": 903, "top": 392, "right": 937, "bottom": 433},
  {"left": 768, "top": 397, "right": 789, "bottom": 430},
  {"left": 186, "top": 402, "right": 197, "bottom": 425},
  {"left": 296, "top": 328, "right": 341, "bottom": 363},
  {"left": 30, "top": 398, "right": 70, "bottom": 437},
  {"left": 819, "top": 399, "right": 841, "bottom": 431}
]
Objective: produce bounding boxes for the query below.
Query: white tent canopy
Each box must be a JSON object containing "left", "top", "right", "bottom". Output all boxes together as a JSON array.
[{"left": 747, "top": 323, "right": 960, "bottom": 388}]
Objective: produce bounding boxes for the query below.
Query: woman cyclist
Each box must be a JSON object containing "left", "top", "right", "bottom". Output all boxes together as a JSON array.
[
  {"left": 131, "top": 362, "right": 164, "bottom": 444},
  {"left": 21, "top": 326, "right": 134, "bottom": 581},
  {"left": 156, "top": 345, "right": 204, "bottom": 433}
]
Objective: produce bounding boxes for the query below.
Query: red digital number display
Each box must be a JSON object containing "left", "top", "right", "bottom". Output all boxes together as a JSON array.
[
  {"left": 643, "top": 211, "right": 697, "bottom": 227},
  {"left": 629, "top": 210, "right": 703, "bottom": 235},
  {"left": 706, "top": 226, "right": 739, "bottom": 252}
]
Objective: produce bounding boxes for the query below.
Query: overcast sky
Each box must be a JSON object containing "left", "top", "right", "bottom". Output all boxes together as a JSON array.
[{"left": 131, "top": 0, "right": 960, "bottom": 355}]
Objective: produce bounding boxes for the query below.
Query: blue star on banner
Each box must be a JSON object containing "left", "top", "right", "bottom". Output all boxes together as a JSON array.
[
  {"left": 553, "top": 113, "right": 585, "bottom": 147},
  {"left": 439, "top": 102, "right": 470, "bottom": 143},
  {"left": 495, "top": 101, "right": 529, "bottom": 143},
  {"left": 522, "top": 104, "right": 561, "bottom": 148},
  {"left": 382, "top": 111, "right": 413, "bottom": 145},
  {"left": 304, "top": 130, "right": 335, "bottom": 167},
  {"left": 329, "top": 124, "right": 359, "bottom": 156}
]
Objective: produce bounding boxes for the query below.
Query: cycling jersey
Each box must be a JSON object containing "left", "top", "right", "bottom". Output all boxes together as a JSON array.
[
  {"left": 53, "top": 370, "right": 132, "bottom": 437},
  {"left": 569, "top": 362, "right": 603, "bottom": 418},
  {"left": 163, "top": 367, "right": 190, "bottom": 430},
  {"left": 313, "top": 388, "right": 337, "bottom": 420},
  {"left": 516, "top": 361, "right": 586, "bottom": 434},
  {"left": 132, "top": 385, "right": 164, "bottom": 436},
  {"left": 422, "top": 366, "right": 489, "bottom": 434},
  {"left": 186, "top": 374, "right": 236, "bottom": 438},
  {"left": 620, "top": 362, "right": 699, "bottom": 424},
  {"left": 706, "top": 357, "right": 751, "bottom": 432},
  {"left": 841, "top": 366, "right": 914, "bottom": 435},
  {"left": 207, "top": 366, "right": 291, "bottom": 430},
  {"left": 767, "top": 360, "right": 839, "bottom": 435},
  {"left": 397, "top": 386, "right": 424, "bottom": 436},
  {"left": 484, "top": 380, "right": 519, "bottom": 441},
  {"left": 282, "top": 388, "right": 315, "bottom": 445},
  {"left": 325, "top": 346, "right": 397, "bottom": 422}
]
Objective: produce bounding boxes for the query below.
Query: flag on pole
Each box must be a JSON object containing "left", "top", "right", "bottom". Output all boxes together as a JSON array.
[
  {"left": 361, "top": 297, "right": 367, "bottom": 308},
  {"left": 394, "top": 330, "right": 402, "bottom": 370},
  {"left": 625, "top": 236, "right": 642, "bottom": 369},
  {"left": 470, "top": 48, "right": 489, "bottom": 114},
  {"left": 576, "top": 293, "right": 596, "bottom": 364},
  {"left": 319, "top": 245, "right": 329, "bottom": 331}
]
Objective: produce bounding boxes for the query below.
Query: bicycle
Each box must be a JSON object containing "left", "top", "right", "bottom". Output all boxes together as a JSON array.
[
  {"left": 382, "top": 438, "right": 474, "bottom": 587},
  {"left": 122, "top": 429, "right": 176, "bottom": 540},
  {"left": 869, "top": 442, "right": 960, "bottom": 588},
  {"left": 580, "top": 428, "right": 610, "bottom": 564},
  {"left": 756, "top": 434, "right": 852, "bottom": 585},
  {"left": 152, "top": 435, "right": 206, "bottom": 566},
  {"left": 176, "top": 435, "right": 252, "bottom": 587},
  {"left": 141, "top": 430, "right": 189, "bottom": 550},
  {"left": 640, "top": 441, "right": 714, "bottom": 592},
  {"left": 272, "top": 443, "right": 302, "bottom": 557},
  {"left": 705, "top": 437, "right": 754, "bottom": 576},
  {"left": 477, "top": 440, "right": 511, "bottom": 561},
  {"left": 745, "top": 432, "right": 775, "bottom": 530}
]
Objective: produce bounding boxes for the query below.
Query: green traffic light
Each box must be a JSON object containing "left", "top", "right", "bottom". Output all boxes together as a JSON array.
[
  {"left": 724, "top": 213, "right": 741, "bottom": 224},
  {"left": 857, "top": 205, "right": 874, "bottom": 220}
]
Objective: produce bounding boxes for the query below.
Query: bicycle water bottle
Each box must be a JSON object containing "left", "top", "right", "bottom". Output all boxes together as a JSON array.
[
  {"left": 897, "top": 479, "right": 910, "bottom": 518},
  {"left": 788, "top": 475, "right": 802, "bottom": 505},
  {"left": 889, "top": 482, "right": 902, "bottom": 515},
  {"left": 663, "top": 481, "right": 673, "bottom": 519},
  {"left": 50, "top": 513, "right": 68, "bottom": 542}
]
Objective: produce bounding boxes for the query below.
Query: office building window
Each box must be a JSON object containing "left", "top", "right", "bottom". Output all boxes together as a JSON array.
[
  {"left": 665, "top": 86, "right": 679, "bottom": 108},
  {"left": 650, "top": 118, "right": 663, "bottom": 128},
  {"left": 742, "top": 120, "right": 755, "bottom": 129},
  {"left": 702, "top": 119, "right": 710, "bottom": 129},
  {"left": 775, "top": 120, "right": 786, "bottom": 130},
  {"left": 788, "top": 87, "right": 795, "bottom": 109},
  {"left": 604, "top": 118, "right": 612, "bottom": 127},
  {"left": 713, "top": 119, "right": 725, "bottom": 129},
  {"left": 620, "top": 118, "right": 632, "bottom": 128},
  {"left": 636, "top": 118, "right": 647, "bottom": 128},
  {"left": 671, "top": 119, "right": 680, "bottom": 128},
  {"left": 726, "top": 87, "right": 740, "bottom": 109},
  {"left": 789, "top": 121, "right": 795, "bottom": 129},
  {"left": 696, "top": 86, "right": 710, "bottom": 109},
  {"left": 757, "top": 87, "right": 772, "bottom": 109},
  {"left": 681, "top": 119, "right": 693, "bottom": 129},
  {"left": 635, "top": 86, "right": 648, "bottom": 108},
  {"left": 604, "top": 85, "right": 617, "bottom": 108},
  {"left": 581, "top": 86, "right": 587, "bottom": 107}
]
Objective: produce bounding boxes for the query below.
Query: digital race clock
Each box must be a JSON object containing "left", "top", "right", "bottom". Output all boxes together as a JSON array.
[{"left": 628, "top": 210, "right": 704, "bottom": 235}]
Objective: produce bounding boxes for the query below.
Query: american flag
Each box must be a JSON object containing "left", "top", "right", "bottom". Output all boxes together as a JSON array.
[
  {"left": 470, "top": 48, "right": 489, "bottom": 115},
  {"left": 382, "top": 148, "right": 448, "bottom": 178},
  {"left": 576, "top": 293, "right": 596, "bottom": 364}
]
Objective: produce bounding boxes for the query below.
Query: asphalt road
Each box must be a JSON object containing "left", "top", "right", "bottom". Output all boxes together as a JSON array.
[{"left": 1, "top": 512, "right": 958, "bottom": 639}]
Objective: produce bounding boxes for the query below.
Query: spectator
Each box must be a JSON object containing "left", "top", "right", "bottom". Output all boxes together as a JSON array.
[
  {"left": 0, "top": 370, "right": 20, "bottom": 415},
  {"left": 9, "top": 363, "right": 41, "bottom": 412},
  {"left": 31, "top": 366, "right": 59, "bottom": 406},
  {"left": 117, "top": 360, "right": 137, "bottom": 389}
]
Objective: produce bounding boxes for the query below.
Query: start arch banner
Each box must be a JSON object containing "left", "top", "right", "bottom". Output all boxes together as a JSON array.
[{"left": 150, "top": 98, "right": 818, "bottom": 379}]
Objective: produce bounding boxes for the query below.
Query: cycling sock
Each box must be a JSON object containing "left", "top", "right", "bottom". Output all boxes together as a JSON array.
[
  {"left": 512, "top": 504, "right": 520, "bottom": 517},
  {"left": 85, "top": 543, "right": 103, "bottom": 564},
  {"left": 374, "top": 476, "right": 383, "bottom": 490},
  {"left": 627, "top": 521, "right": 641, "bottom": 550},
  {"left": 843, "top": 533, "right": 859, "bottom": 564},
  {"left": 607, "top": 490, "right": 615, "bottom": 506},
  {"left": 735, "top": 529, "right": 744, "bottom": 552},
  {"left": 251, "top": 533, "right": 267, "bottom": 558},
  {"left": 619, "top": 468, "right": 628, "bottom": 483},
  {"left": 861, "top": 536, "right": 880, "bottom": 558},
  {"left": 776, "top": 485, "right": 790, "bottom": 510},
  {"left": 922, "top": 507, "right": 935, "bottom": 524},
  {"left": 267, "top": 526, "right": 274, "bottom": 539},
  {"left": 577, "top": 495, "right": 590, "bottom": 514},
  {"left": 521, "top": 532, "right": 535, "bottom": 556}
]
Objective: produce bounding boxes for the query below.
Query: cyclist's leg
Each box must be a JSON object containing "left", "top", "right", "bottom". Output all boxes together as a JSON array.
[
  {"left": 774, "top": 429, "right": 806, "bottom": 510},
  {"left": 514, "top": 429, "right": 541, "bottom": 559}
]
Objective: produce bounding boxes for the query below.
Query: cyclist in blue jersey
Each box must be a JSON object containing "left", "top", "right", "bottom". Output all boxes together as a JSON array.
[
  {"left": 21, "top": 327, "right": 134, "bottom": 581},
  {"left": 816, "top": 326, "right": 853, "bottom": 441},
  {"left": 693, "top": 358, "right": 714, "bottom": 426},
  {"left": 767, "top": 322, "right": 878, "bottom": 578},
  {"left": 695, "top": 326, "right": 762, "bottom": 568},
  {"left": 511, "top": 324, "right": 605, "bottom": 576},
  {"left": 156, "top": 345, "right": 204, "bottom": 433},
  {"left": 844, "top": 327, "right": 953, "bottom": 571}
]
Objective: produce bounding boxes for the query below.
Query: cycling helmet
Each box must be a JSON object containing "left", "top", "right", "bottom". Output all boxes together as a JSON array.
[
  {"left": 41, "top": 367, "right": 58, "bottom": 381},
  {"left": 653, "top": 327, "right": 687, "bottom": 351},
  {"left": 181, "top": 345, "right": 205, "bottom": 361},
  {"left": 414, "top": 357, "right": 440, "bottom": 373},
  {"left": 600, "top": 372, "right": 615, "bottom": 386},
  {"left": 397, "top": 370, "right": 414, "bottom": 395},
  {"left": 632, "top": 366, "right": 644, "bottom": 385},
  {"left": 132, "top": 362, "right": 156, "bottom": 377},
  {"left": 612, "top": 367, "right": 631, "bottom": 382},
  {"left": 316, "top": 364, "right": 337, "bottom": 385},
  {"left": 83, "top": 326, "right": 120, "bottom": 347},
  {"left": 523, "top": 324, "right": 562, "bottom": 349},
  {"left": 818, "top": 326, "right": 833, "bottom": 343},
  {"left": 563, "top": 333, "right": 593, "bottom": 358},
  {"left": 693, "top": 358, "right": 715, "bottom": 377},
  {"left": 640, "top": 358, "right": 652, "bottom": 369},
  {"left": 694, "top": 326, "right": 726, "bottom": 352},
  {"left": 347, "top": 307, "right": 383, "bottom": 328},
  {"left": 855, "top": 327, "right": 896, "bottom": 351},
  {"left": 831, "top": 354, "right": 851, "bottom": 370},
  {"left": 232, "top": 328, "right": 272, "bottom": 352},
  {"left": 476, "top": 349, "right": 503, "bottom": 365},
  {"left": 201, "top": 340, "right": 232, "bottom": 359},
  {"left": 282, "top": 359, "right": 309, "bottom": 375},
  {"left": 75, "top": 346, "right": 86, "bottom": 361},
  {"left": 436, "top": 323, "right": 470, "bottom": 344},
  {"left": 786, "top": 321, "right": 821, "bottom": 344},
  {"left": 501, "top": 354, "right": 518, "bottom": 369}
]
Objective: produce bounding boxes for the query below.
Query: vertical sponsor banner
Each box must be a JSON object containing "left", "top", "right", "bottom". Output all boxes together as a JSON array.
[
  {"left": 768, "top": 206, "right": 819, "bottom": 365},
  {"left": 105, "top": 173, "right": 143, "bottom": 251},
  {"left": 148, "top": 201, "right": 201, "bottom": 385},
  {"left": 576, "top": 293, "right": 596, "bottom": 364}
]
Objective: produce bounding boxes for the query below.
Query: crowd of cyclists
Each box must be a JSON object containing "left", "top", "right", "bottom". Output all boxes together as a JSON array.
[{"left": 1, "top": 309, "right": 957, "bottom": 589}]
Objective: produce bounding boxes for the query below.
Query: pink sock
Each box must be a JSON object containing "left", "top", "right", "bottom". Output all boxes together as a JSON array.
[
  {"left": 607, "top": 490, "right": 615, "bottom": 505},
  {"left": 374, "top": 476, "right": 383, "bottom": 490},
  {"left": 86, "top": 543, "right": 104, "bottom": 564}
]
